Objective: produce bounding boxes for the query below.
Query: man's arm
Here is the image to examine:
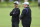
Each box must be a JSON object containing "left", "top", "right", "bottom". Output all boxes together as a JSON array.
[
  {"left": 20, "top": 9, "right": 28, "bottom": 19},
  {"left": 10, "top": 9, "right": 20, "bottom": 16},
  {"left": 10, "top": 9, "right": 14, "bottom": 16},
  {"left": 14, "top": 9, "right": 20, "bottom": 16}
]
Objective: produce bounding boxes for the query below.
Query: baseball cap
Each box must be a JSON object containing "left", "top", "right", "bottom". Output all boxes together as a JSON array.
[
  {"left": 23, "top": 2, "right": 29, "bottom": 5},
  {"left": 14, "top": 1, "right": 19, "bottom": 5}
]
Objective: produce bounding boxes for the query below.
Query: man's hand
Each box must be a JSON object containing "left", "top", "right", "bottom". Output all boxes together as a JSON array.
[{"left": 13, "top": 13, "right": 15, "bottom": 14}]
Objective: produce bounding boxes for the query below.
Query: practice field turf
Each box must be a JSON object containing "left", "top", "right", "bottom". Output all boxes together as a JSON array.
[{"left": 0, "top": 7, "right": 40, "bottom": 27}]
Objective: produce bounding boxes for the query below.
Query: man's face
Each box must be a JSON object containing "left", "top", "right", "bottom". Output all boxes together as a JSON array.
[
  {"left": 24, "top": 4, "right": 27, "bottom": 8},
  {"left": 14, "top": 4, "right": 18, "bottom": 7}
]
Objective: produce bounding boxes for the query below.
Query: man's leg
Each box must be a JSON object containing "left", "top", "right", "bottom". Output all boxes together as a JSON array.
[
  {"left": 12, "top": 22, "right": 15, "bottom": 27},
  {"left": 26, "top": 24, "right": 30, "bottom": 27},
  {"left": 22, "top": 23, "right": 27, "bottom": 27},
  {"left": 15, "top": 22, "right": 19, "bottom": 27},
  {"left": 23, "top": 24, "right": 30, "bottom": 27}
]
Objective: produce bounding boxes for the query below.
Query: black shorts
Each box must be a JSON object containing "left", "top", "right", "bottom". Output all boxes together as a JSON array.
[{"left": 38, "top": 3, "right": 40, "bottom": 6}]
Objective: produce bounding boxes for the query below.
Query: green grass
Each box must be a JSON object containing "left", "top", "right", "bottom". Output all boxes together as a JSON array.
[{"left": 0, "top": 7, "right": 40, "bottom": 27}]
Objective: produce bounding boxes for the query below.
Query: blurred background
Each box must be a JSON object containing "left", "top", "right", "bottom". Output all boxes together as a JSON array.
[
  {"left": 0, "top": 0, "right": 38, "bottom": 8},
  {"left": 0, "top": 0, "right": 40, "bottom": 27}
]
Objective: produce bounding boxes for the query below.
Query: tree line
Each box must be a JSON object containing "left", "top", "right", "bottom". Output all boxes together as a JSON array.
[{"left": 0, "top": 0, "right": 37, "bottom": 2}]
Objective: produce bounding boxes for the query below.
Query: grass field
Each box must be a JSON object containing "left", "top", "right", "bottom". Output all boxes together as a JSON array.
[{"left": 0, "top": 7, "right": 40, "bottom": 27}]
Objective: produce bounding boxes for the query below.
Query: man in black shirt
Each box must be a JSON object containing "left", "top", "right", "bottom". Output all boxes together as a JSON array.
[
  {"left": 10, "top": 1, "right": 20, "bottom": 27},
  {"left": 20, "top": 2, "right": 31, "bottom": 27}
]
